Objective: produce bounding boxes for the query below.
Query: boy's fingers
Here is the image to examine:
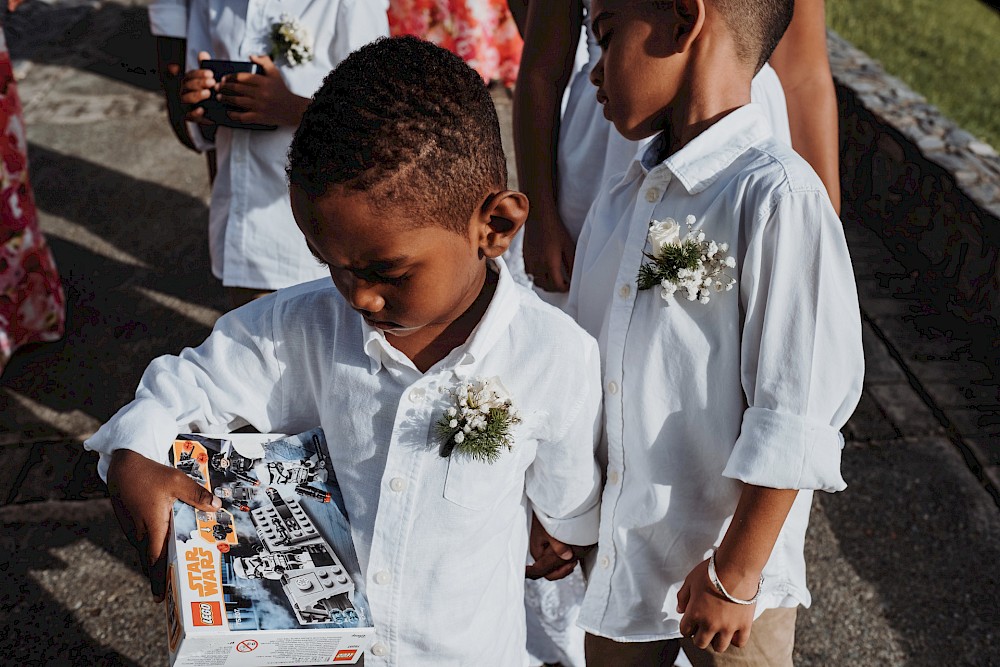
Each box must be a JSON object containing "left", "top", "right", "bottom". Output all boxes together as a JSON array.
[
  {"left": 197, "top": 50, "right": 212, "bottom": 64},
  {"left": 249, "top": 53, "right": 278, "bottom": 74},
  {"left": 171, "top": 470, "right": 222, "bottom": 511},
  {"left": 544, "top": 559, "right": 577, "bottom": 581},
  {"left": 676, "top": 581, "right": 690, "bottom": 613},
  {"left": 712, "top": 629, "right": 735, "bottom": 653}
]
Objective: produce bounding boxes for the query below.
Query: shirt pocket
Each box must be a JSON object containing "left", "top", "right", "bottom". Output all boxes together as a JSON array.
[{"left": 442, "top": 446, "right": 522, "bottom": 511}]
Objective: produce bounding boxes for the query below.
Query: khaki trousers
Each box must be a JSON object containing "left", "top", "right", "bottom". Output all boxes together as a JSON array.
[{"left": 585, "top": 608, "right": 797, "bottom": 667}]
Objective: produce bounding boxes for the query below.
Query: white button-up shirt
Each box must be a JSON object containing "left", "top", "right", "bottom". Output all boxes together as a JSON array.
[
  {"left": 568, "top": 104, "right": 864, "bottom": 641},
  {"left": 148, "top": 0, "right": 388, "bottom": 289},
  {"left": 86, "top": 260, "right": 604, "bottom": 665}
]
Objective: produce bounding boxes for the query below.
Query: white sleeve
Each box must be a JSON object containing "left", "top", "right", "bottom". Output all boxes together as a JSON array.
[
  {"left": 330, "top": 0, "right": 390, "bottom": 65},
  {"left": 725, "top": 189, "right": 864, "bottom": 493},
  {"left": 525, "top": 334, "right": 604, "bottom": 546},
  {"left": 84, "top": 298, "right": 285, "bottom": 481},
  {"left": 148, "top": 0, "right": 188, "bottom": 38}
]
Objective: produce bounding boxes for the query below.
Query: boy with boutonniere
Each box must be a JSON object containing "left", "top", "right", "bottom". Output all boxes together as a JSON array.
[
  {"left": 554, "top": 0, "right": 865, "bottom": 665},
  {"left": 87, "top": 37, "right": 603, "bottom": 666},
  {"left": 148, "top": 0, "right": 388, "bottom": 308}
]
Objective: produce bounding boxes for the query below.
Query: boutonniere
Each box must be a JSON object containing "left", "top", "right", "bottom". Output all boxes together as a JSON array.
[
  {"left": 637, "top": 215, "right": 736, "bottom": 304},
  {"left": 436, "top": 377, "right": 521, "bottom": 462},
  {"left": 269, "top": 15, "right": 314, "bottom": 66}
]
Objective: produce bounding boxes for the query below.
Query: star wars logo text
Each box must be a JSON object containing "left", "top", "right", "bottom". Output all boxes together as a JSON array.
[
  {"left": 185, "top": 547, "right": 220, "bottom": 597},
  {"left": 191, "top": 601, "right": 223, "bottom": 627}
]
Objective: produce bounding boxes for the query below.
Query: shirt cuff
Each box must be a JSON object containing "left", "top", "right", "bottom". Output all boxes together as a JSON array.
[
  {"left": 535, "top": 500, "right": 601, "bottom": 547},
  {"left": 84, "top": 398, "right": 181, "bottom": 481},
  {"left": 147, "top": 4, "right": 187, "bottom": 38},
  {"left": 724, "top": 406, "right": 847, "bottom": 492}
]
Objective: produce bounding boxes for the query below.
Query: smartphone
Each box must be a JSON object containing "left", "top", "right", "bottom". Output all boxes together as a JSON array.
[{"left": 197, "top": 59, "right": 276, "bottom": 131}]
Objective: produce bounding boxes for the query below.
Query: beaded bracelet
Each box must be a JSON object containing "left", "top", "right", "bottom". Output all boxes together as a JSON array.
[{"left": 707, "top": 548, "right": 764, "bottom": 606}]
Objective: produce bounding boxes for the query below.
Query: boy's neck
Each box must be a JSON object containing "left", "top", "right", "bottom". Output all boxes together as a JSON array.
[
  {"left": 658, "top": 52, "right": 753, "bottom": 160},
  {"left": 389, "top": 264, "right": 499, "bottom": 374}
]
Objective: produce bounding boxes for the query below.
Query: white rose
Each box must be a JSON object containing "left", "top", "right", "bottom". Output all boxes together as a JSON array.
[{"left": 648, "top": 218, "right": 680, "bottom": 252}]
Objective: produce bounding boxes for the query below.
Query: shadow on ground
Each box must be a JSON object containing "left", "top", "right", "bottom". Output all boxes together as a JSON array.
[
  {"left": 1, "top": 143, "right": 225, "bottom": 439},
  {"left": 0, "top": 501, "right": 161, "bottom": 666},
  {"left": 6, "top": 0, "right": 161, "bottom": 92}
]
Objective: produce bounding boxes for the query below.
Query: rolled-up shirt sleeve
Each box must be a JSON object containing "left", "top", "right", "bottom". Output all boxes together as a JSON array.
[
  {"left": 526, "top": 335, "right": 604, "bottom": 546},
  {"left": 84, "top": 298, "right": 285, "bottom": 481},
  {"left": 725, "top": 189, "right": 864, "bottom": 492}
]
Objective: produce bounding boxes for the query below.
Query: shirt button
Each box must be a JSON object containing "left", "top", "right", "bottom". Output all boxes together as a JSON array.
[
  {"left": 408, "top": 389, "right": 424, "bottom": 403},
  {"left": 618, "top": 284, "right": 631, "bottom": 299},
  {"left": 389, "top": 477, "right": 406, "bottom": 493},
  {"left": 370, "top": 642, "right": 388, "bottom": 657},
  {"left": 607, "top": 381, "right": 619, "bottom": 395},
  {"left": 645, "top": 187, "right": 661, "bottom": 202},
  {"left": 374, "top": 570, "right": 391, "bottom": 585},
  {"left": 608, "top": 470, "right": 620, "bottom": 485},
  {"left": 600, "top": 556, "right": 611, "bottom": 569}
]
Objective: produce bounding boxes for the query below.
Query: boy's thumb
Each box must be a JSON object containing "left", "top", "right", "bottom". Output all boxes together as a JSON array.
[{"left": 174, "top": 471, "right": 222, "bottom": 511}]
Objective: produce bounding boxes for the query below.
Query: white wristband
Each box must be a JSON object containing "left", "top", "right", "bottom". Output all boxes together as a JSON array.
[{"left": 707, "top": 548, "right": 763, "bottom": 606}]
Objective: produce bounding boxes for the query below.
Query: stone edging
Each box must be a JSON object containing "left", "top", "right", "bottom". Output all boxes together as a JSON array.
[{"left": 828, "top": 30, "right": 1000, "bottom": 219}]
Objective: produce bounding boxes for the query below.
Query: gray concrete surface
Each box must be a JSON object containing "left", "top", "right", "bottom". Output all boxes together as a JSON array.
[{"left": 1, "top": 1, "right": 998, "bottom": 665}]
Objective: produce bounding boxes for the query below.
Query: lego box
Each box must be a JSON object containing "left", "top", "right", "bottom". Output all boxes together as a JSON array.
[{"left": 165, "top": 428, "right": 374, "bottom": 666}]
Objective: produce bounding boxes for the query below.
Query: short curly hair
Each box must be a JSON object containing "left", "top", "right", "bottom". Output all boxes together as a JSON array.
[{"left": 288, "top": 36, "right": 508, "bottom": 234}]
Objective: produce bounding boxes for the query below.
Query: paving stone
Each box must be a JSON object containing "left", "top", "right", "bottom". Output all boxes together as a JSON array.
[
  {"left": 924, "top": 380, "right": 1000, "bottom": 409},
  {"left": 942, "top": 407, "right": 1000, "bottom": 440},
  {"left": 861, "top": 323, "right": 908, "bottom": 384},
  {"left": 843, "top": 389, "right": 900, "bottom": 441},
  {"left": 866, "top": 383, "right": 944, "bottom": 438}
]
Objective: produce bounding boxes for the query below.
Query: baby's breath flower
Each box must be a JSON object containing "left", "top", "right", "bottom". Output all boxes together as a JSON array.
[
  {"left": 270, "top": 15, "right": 314, "bottom": 67},
  {"left": 435, "top": 377, "right": 521, "bottom": 462},
  {"left": 637, "top": 215, "right": 737, "bottom": 305}
]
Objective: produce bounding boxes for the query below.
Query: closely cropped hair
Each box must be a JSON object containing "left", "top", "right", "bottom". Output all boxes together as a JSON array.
[
  {"left": 711, "top": 0, "right": 794, "bottom": 72},
  {"left": 288, "top": 36, "right": 507, "bottom": 233}
]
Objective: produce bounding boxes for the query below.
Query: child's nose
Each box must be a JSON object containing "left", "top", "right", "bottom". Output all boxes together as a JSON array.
[
  {"left": 348, "top": 280, "right": 385, "bottom": 314},
  {"left": 589, "top": 59, "right": 603, "bottom": 88}
]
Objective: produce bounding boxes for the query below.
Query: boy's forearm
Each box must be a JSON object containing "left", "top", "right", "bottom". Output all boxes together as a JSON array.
[
  {"left": 769, "top": 0, "right": 840, "bottom": 213},
  {"left": 713, "top": 484, "right": 799, "bottom": 599},
  {"left": 783, "top": 80, "right": 840, "bottom": 214},
  {"left": 155, "top": 36, "right": 198, "bottom": 152},
  {"left": 512, "top": 0, "right": 582, "bottom": 234}
]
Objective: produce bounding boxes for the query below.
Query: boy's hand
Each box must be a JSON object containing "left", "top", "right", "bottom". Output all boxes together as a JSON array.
[
  {"left": 216, "top": 55, "right": 310, "bottom": 127},
  {"left": 106, "top": 449, "right": 222, "bottom": 602},
  {"left": 180, "top": 52, "right": 219, "bottom": 126},
  {"left": 525, "top": 513, "right": 591, "bottom": 580},
  {"left": 523, "top": 211, "right": 575, "bottom": 293},
  {"left": 676, "top": 558, "right": 758, "bottom": 653}
]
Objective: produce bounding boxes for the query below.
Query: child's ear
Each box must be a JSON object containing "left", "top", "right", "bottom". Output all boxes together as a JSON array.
[
  {"left": 672, "top": 0, "right": 706, "bottom": 51},
  {"left": 474, "top": 190, "right": 529, "bottom": 259}
]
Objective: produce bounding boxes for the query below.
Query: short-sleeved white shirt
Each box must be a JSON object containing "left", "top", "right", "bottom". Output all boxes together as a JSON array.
[
  {"left": 568, "top": 104, "right": 864, "bottom": 641},
  {"left": 86, "top": 259, "right": 604, "bottom": 665}
]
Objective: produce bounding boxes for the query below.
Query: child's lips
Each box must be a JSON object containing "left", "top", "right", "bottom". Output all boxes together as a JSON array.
[{"left": 596, "top": 90, "right": 609, "bottom": 106}]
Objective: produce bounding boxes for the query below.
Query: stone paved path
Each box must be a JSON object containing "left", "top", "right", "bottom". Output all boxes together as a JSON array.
[{"left": 1, "top": 2, "right": 997, "bottom": 665}]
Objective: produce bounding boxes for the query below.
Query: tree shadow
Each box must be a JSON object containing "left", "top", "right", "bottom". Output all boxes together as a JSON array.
[
  {"left": 1, "top": 143, "right": 226, "bottom": 435},
  {"left": 6, "top": 0, "right": 161, "bottom": 92},
  {"left": 0, "top": 502, "right": 162, "bottom": 666}
]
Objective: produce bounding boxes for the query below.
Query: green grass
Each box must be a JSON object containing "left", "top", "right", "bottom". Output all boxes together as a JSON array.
[{"left": 828, "top": 0, "right": 1000, "bottom": 149}]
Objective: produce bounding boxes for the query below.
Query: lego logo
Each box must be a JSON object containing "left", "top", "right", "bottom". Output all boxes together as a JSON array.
[
  {"left": 191, "top": 601, "right": 222, "bottom": 627},
  {"left": 333, "top": 649, "right": 357, "bottom": 662}
]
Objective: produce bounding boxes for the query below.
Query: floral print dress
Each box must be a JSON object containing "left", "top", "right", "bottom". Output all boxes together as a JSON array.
[
  {"left": 388, "top": 0, "right": 523, "bottom": 87},
  {"left": 0, "top": 31, "right": 65, "bottom": 374}
]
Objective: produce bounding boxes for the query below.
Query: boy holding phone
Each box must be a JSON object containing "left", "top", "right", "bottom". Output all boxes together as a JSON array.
[{"left": 159, "top": 0, "right": 388, "bottom": 307}]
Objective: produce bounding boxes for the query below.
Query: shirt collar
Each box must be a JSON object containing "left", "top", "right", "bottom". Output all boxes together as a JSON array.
[
  {"left": 361, "top": 257, "right": 520, "bottom": 377},
  {"left": 631, "top": 103, "right": 772, "bottom": 194}
]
